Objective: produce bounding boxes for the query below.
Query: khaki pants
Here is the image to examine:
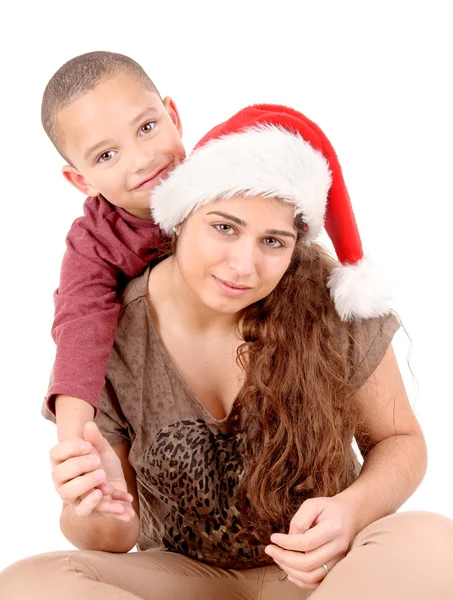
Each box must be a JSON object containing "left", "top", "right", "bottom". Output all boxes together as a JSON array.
[{"left": 2, "top": 511, "right": 453, "bottom": 599}]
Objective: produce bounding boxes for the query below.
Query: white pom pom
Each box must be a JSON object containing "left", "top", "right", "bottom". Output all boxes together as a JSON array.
[{"left": 327, "top": 255, "right": 393, "bottom": 321}]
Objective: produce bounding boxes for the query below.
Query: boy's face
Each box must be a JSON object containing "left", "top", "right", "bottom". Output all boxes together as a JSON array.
[{"left": 58, "top": 72, "right": 186, "bottom": 219}]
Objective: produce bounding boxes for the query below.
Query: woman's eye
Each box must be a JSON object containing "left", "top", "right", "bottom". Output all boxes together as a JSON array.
[
  {"left": 140, "top": 121, "right": 156, "bottom": 135},
  {"left": 97, "top": 150, "right": 115, "bottom": 163},
  {"left": 214, "top": 223, "right": 236, "bottom": 235},
  {"left": 263, "top": 237, "right": 283, "bottom": 248}
]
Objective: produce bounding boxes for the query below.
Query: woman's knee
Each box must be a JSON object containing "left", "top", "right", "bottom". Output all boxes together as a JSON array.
[
  {"left": 354, "top": 510, "right": 453, "bottom": 554},
  {"left": 0, "top": 550, "right": 85, "bottom": 599}
]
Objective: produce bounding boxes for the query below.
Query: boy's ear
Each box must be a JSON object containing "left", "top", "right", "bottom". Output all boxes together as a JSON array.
[
  {"left": 62, "top": 165, "right": 99, "bottom": 197},
  {"left": 163, "top": 96, "right": 183, "bottom": 137}
]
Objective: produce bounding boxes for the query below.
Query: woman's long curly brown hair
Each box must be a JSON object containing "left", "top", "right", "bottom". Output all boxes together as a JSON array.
[{"left": 235, "top": 219, "right": 359, "bottom": 544}]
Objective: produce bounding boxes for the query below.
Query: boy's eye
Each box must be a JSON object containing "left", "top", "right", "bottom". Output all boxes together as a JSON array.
[
  {"left": 214, "top": 223, "right": 236, "bottom": 235},
  {"left": 262, "top": 237, "right": 284, "bottom": 248},
  {"left": 140, "top": 121, "right": 156, "bottom": 135},
  {"left": 97, "top": 150, "right": 115, "bottom": 163}
]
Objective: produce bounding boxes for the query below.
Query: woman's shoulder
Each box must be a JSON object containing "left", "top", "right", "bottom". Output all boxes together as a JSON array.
[
  {"left": 118, "top": 267, "right": 151, "bottom": 309},
  {"left": 105, "top": 266, "right": 154, "bottom": 393},
  {"left": 344, "top": 312, "right": 401, "bottom": 354},
  {"left": 339, "top": 311, "right": 401, "bottom": 390}
]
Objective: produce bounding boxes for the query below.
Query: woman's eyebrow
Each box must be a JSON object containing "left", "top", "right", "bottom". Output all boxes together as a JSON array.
[
  {"left": 206, "top": 211, "right": 246, "bottom": 226},
  {"left": 265, "top": 229, "right": 296, "bottom": 240},
  {"left": 206, "top": 211, "right": 296, "bottom": 239}
]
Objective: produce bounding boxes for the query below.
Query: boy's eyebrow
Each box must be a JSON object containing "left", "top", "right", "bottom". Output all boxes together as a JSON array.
[
  {"left": 130, "top": 107, "right": 159, "bottom": 126},
  {"left": 84, "top": 107, "right": 160, "bottom": 160},
  {"left": 84, "top": 139, "right": 113, "bottom": 161},
  {"left": 206, "top": 211, "right": 296, "bottom": 239}
]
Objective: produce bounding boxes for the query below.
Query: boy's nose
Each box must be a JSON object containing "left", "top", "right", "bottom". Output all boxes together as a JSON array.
[{"left": 129, "top": 144, "right": 156, "bottom": 173}]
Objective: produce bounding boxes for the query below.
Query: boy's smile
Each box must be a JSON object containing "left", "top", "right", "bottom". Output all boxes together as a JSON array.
[
  {"left": 58, "top": 72, "right": 186, "bottom": 219},
  {"left": 131, "top": 164, "right": 173, "bottom": 192}
]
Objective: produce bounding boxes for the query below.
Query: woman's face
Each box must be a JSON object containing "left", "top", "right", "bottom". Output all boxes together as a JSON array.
[{"left": 174, "top": 194, "right": 298, "bottom": 314}]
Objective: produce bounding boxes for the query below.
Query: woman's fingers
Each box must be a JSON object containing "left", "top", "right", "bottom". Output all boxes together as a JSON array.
[
  {"left": 50, "top": 440, "right": 93, "bottom": 467},
  {"left": 279, "top": 558, "right": 339, "bottom": 588},
  {"left": 270, "top": 521, "right": 332, "bottom": 553},
  {"left": 266, "top": 539, "right": 341, "bottom": 572},
  {"left": 52, "top": 453, "right": 101, "bottom": 487},
  {"left": 53, "top": 455, "right": 131, "bottom": 507},
  {"left": 50, "top": 433, "right": 132, "bottom": 516},
  {"left": 280, "top": 562, "right": 324, "bottom": 586},
  {"left": 83, "top": 422, "right": 111, "bottom": 458},
  {"left": 58, "top": 469, "right": 106, "bottom": 504},
  {"left": 96, "top": 480, "right": 112, "bottom": 495}
]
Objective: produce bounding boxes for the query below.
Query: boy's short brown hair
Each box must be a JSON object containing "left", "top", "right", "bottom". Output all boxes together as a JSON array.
[{"left": 41, "top": 50, "right": 160, "bottom": 162}]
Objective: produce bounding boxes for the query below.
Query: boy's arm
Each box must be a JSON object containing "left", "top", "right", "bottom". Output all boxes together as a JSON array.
[
  {"left": 48, "top": 196, "right": 165, "bottom": 421},
  {"left": 55, "top": 395, "right": 95, "bottom": 442}
]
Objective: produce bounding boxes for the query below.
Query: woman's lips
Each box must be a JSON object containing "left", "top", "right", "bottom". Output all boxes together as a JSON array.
[
  {"left": 213, "top": 276, "right": 252, "bottom": 297},
  {"left": 134, "top": 165, "right": 170, "bottom": 190}
]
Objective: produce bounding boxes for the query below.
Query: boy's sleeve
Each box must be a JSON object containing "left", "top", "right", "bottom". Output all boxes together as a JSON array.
[{"left": 47, "top": 196, "right": 166, "bottom": 415}]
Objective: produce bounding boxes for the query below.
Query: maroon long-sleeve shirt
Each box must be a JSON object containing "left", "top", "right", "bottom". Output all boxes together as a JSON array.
[{"left": 47, "top": 195, "right": 168, "bottom": 414}]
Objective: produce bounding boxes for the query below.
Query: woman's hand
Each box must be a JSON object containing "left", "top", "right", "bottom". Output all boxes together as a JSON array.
[
  {"left": 265, "top": 495, "right": 358, "bottom": 590},
  {"left": 50, "top": 421, "right": 135, "bottom": 522}
]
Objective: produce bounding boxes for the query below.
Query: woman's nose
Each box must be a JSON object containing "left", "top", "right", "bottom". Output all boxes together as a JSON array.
[{"left": 228, "top": 239, "right": 256, "bottom": 276}]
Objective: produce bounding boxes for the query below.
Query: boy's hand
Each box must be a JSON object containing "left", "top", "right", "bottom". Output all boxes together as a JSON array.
[{"left": 50, "top": 421, "right": 135, "bottom": 522}]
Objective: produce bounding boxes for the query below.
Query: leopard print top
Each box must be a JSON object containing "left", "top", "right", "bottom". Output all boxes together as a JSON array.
[{"left": 43, "top": 267, "right": 400, "bottom": 568}]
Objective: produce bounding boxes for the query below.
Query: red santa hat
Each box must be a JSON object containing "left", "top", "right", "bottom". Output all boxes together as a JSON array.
[{"left": 151, "top": 104, "right": 392, "bottom": 321}]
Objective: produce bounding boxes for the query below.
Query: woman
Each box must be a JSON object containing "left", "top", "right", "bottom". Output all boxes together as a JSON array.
[{"left": 2, "top": 104, "right": 452, "bottom": 599}]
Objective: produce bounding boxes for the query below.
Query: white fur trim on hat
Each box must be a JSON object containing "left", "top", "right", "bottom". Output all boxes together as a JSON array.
[
  {"left": 151, "top": 125, "right": 332, "bottom": 238},
  {"left": 327, "top": 255, "right": 394, "bottom": 321}
]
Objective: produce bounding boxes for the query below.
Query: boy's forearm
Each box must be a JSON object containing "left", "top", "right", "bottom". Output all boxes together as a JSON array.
[
  {"left": 55, "top": 395, "right": 95, "bottom": 441},
  {"left": 60, "top": 502, "right": 140, "bottom": 552}
]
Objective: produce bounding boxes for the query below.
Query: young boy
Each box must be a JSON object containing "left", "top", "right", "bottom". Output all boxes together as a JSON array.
[{"left": 42, "top": 51, "right": 186, "bottom": 444}]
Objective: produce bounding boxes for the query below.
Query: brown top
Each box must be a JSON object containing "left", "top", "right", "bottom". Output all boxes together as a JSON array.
[{"left": 43, "top": 266, "right": 401, "bottom": 568}]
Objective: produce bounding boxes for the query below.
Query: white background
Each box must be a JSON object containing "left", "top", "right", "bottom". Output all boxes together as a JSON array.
[{"left": 1, "top": 0, "right": 452, "bottom": 572}]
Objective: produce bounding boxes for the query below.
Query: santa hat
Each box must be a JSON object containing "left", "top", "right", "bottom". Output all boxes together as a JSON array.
[{"left": 151, "top": 104, "right": 392, "bottom": 321}]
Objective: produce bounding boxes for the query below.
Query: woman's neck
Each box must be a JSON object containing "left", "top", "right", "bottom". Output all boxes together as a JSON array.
[{"left": 148, "top": 256, "right": 238, "bottom": 335}]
